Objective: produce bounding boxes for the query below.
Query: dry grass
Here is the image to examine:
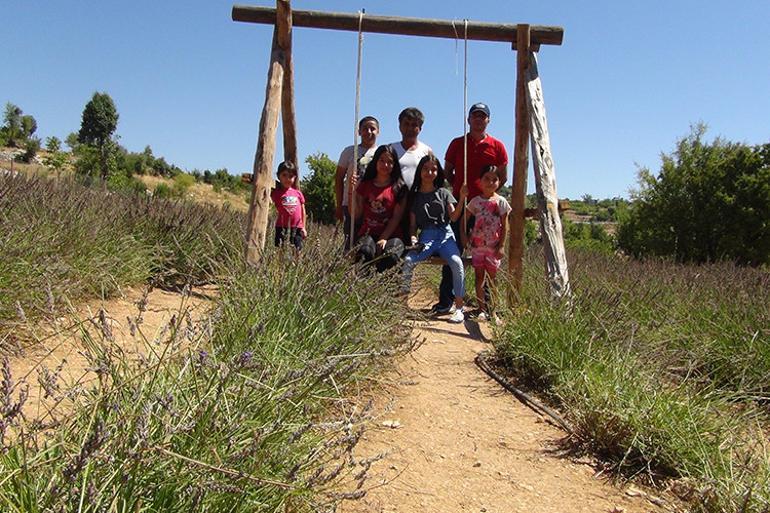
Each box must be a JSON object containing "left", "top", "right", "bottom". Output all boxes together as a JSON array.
[{"left": 137, "top": 175, "right": 249, "bottom": 212}]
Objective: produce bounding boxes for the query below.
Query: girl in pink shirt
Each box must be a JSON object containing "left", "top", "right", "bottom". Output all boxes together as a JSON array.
[{"left": 271, "top": 161, "right": 307, "bottom": 250}]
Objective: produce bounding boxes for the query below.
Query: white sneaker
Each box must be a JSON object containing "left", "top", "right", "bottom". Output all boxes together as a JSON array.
[
  {"left": 448, "top": 308, "right": 464, "bottom": 323},
  {"left": 477, "top": 312, "right": 489, "bottom": 321}
]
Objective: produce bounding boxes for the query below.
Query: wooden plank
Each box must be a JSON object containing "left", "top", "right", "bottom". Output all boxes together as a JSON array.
[
  {"left": 526, "top": 51, "right": 571, "bottom": 301},
  {"left": 508, "top": 24, "right": 530, "bottom": 303},
  {"left": 277, "top": 0, "right": 298, "bottom": 173},
  {"left": 427, "top": 256, "right": 472, "bottom": 267},
  {"left": 245, "top": 29, "right": 286, "bottom": 265},
  {"left": 233, "top": 5, "right": 564, "bottom": 46}
]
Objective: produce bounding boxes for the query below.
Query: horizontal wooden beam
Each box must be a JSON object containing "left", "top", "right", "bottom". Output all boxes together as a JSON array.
[{"left": 232, "top": 5, "right": 563, "bottom": 46}]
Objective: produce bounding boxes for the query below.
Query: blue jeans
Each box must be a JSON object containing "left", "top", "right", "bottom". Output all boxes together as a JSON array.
[
  {"left": 402, "top": 225, "right": 464, "bottom": 299},
  {"left": 437, "top": 217, "right": 490, "bottom": 308}
]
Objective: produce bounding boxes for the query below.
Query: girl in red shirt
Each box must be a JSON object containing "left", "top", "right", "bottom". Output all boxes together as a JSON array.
[{"left": 349, "top": 144, "right": 407, "bottom": 272}]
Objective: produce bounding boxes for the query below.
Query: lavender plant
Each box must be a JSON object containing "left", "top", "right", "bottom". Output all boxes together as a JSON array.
[
  {"left": 0, "top": 173, "right": 243, "bottom": 349},
  {"left": 495, "top": 246, "right": 770, "bottom": 513},
  {"left": 0, "top": 228, "right": 411, "bottom": 512}
]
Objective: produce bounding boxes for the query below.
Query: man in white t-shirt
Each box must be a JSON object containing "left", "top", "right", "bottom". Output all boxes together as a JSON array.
[
  {"left": 335, "top": 116, "right": 380, "bottom": 248},
  {"left": 390, "top": 107, "right": 432, "bottom": 189}
]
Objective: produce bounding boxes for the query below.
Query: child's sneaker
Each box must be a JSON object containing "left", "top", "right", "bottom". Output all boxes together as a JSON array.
[
  {"left": 448, "top": 308, "right": 464, "bottom": 323},
  {"left": 477, "top": 311, "right": 489, "bottom": 322}
]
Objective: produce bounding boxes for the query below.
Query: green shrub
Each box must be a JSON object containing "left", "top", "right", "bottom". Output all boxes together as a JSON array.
[
  {"left": 561, "top": 219, "right": 614, "bottom": 252},
  {"left": 172, "top": 173, "right": 195, "bottom": 197},
  {"left": 19, "top": 137, "right": 41, "bottom": 163},
  {"left": 153, "top": 182, "right": 173, "bottom": 199},
  {"left": 302, "top": 153, "right": 336, "bottom": 225},
  {"left": 107, "top": 171, "right": 147, "bottom": 195},
  {"left": 618, "top": 125, "right": 770, "bottom": 266}
]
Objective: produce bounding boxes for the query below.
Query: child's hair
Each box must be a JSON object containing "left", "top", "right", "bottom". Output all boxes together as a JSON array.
[
  {"left": 480, "top": 165, "right": 498, "bottom": 179},
  {"left": 277, "top": 161, "right": 298, "bottom": 177},
  {"left": 411, "top": 154, "right": 446, "bottom": 193},
  {"left": 478, "top": 164, "right": 501, "bottom": 191},
  {"left": 361, "top": 145, "right": 405, "bottom": 200}
]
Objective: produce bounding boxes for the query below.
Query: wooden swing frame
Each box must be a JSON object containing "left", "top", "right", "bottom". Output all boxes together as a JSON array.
[{"left": 234, "top": 1, "right": 571, "bottom": 302}]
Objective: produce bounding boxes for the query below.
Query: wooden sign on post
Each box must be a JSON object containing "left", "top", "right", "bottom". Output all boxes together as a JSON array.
[{"left": 526, "top": 51, "right": 571, "bottom": 301}]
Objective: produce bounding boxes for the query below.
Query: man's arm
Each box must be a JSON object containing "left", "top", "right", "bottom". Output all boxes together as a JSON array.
[
  {"left": 497, "top": 163, "right": 508, "bottom": 186},
  {"left": 497, "top": 140, "right": 509, "bottom": 185},
  {"left": 334, "top": 164, "right": 346, "bottom": 222}
]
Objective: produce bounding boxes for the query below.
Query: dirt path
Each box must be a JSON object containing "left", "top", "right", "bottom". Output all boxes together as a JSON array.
[
  {"left": 342, "top": 296, "right": 670, "bottom": 513},
  {"left": 7, "top": 286, "right": 212, "bottom": 423}
]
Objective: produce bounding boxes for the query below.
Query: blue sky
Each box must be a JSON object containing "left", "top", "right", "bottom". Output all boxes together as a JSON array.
[{"left": 3, "top": 1, "right": 769, "bottom": 199}]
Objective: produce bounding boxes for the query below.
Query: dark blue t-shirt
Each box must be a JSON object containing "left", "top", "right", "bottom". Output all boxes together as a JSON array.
[{"left": 411, "top": 188, "right": 457, "bottom": 229}]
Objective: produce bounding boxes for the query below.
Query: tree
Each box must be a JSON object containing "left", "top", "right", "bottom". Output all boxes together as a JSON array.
[
  {"left": 1, "top": 102, "right": 24, "bottom": 147},
  {"left": 302, "top": 152, "right": 336, "bottom": 225},
  {"left": 617, "top": 124, "right": 770, "bottom": 266},
  {"left": 78, "top": 92, "right": 119, "bottom": 180},
  {"left": 45, "top": 136, "right": 61, "bottom": 153},
  {"left": 21, "top": 115, "right": 37, "bottom": 139},
  {"left": 65, "top": 132, "right": 80, "bottom": 151},
  {"left": 43, "top": 136, "right": 68, "bottom": 177},
  {"left": 20, "top": 137, "right": 41, "bottom": 163}
]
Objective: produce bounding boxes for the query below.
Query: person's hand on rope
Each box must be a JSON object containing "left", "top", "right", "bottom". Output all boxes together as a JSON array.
[
  {"left": 347, "top": 175, "right": 358, "bottom": 211},
  {"left": 301, "top": 227, "right": 308, "bottom": 239},
  {"left": 458, "top": 183, "right": 469, "bottom": 202},
  {"left": 376, "top": 238, "right": 387, "bottom": 251}
]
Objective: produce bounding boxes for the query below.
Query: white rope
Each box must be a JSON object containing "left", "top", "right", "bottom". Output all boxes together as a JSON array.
[
  {"left": 463, "top": 19, "right": 468, "bottom": 189},
  {"left": 349, "top": 9, "right": 364, "bottom": 251},
  {"left": 451, "top": 19, "right": 460, "bottom": 76},
  {"left": 461, "top": 19, "right": 469, "bottom": 241}
]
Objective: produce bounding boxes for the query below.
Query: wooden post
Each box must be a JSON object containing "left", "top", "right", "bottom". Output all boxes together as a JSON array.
[
  {"left": 277, "top": 0, "right": 298, "bottom": 174},
  {"left": 526, "top": 51, "right": 571, "bottom": 301},
  {"left": 245, "top": 4, "right": 290, "bottom": 266},
  {"left": 508, "top": 24, "right": 530, "bottom": 303}
]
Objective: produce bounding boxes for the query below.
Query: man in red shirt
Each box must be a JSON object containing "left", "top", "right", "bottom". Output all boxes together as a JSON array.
[{"left": 434, "top": 102, "right": 509, "bottom": 314}]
